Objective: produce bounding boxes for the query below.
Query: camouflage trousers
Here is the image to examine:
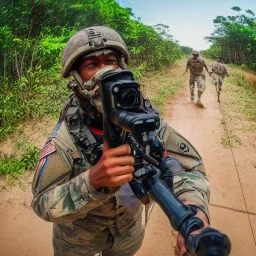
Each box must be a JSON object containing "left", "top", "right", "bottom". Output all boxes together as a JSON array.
[
  {"left": 53, "top": 213, "right": 145, "bottom": 256},
  {"left": 189, "top": 74, "right": 206, "bottom": 97},
  {"left": 211, "top": 73, "right": 224, "bottom": 87}
]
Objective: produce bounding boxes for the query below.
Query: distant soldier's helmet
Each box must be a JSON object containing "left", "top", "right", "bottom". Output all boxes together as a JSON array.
[
  {"left": 62, "top": 26, "right": 130, "bottom": 78},
  {"left": 217, "top": 56, "right": 223, "bottom": 59},
  {"left": 192, "top": 50, "right": 200, "bottom": 55}
]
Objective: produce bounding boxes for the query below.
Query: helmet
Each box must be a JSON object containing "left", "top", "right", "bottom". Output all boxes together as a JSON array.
[
  {"left": 62, "top": 26, "right": 130, "bottom": 78},
  {"left": 192, "top": 50, "right": 199, "bottom": 55}
]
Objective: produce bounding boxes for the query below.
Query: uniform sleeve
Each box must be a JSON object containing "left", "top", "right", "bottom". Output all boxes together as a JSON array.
[
  {"left": 31, "top": 140, "right": 113, "bottom": 224},
  {"left": 202, "top": 58, "right": 209, "bottom": 71},
  {"left": 158, "top": 120, "right": 210, "bottom": 218},
  {"left": 224, "top": 65, "right": 229, "bottom": 77},
  {"left": 209, "top": 63, "right": 215, "bottom": 73}
]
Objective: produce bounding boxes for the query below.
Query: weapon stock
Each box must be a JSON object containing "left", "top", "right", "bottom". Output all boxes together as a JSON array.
[{"left": 99, "top": 69, "right": 231, "bottom": 256}]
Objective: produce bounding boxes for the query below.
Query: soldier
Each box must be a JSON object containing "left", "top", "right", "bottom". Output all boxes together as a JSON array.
[
  {"left": 31, "top": 26, "right": 210, "bottom": 256},
  {"left": 186, "top": 50, "right": 210, "bottom": 107},
  {"left": 210, "top": 56, "right": 230, "bottom": 102}
]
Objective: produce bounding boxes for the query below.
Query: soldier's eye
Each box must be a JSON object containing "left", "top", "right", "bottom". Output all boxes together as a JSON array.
[
  {"left": 86, "top": 62, "right": 97, "bottom": 68},
  {"left": 108, "top": 59, "right": 117, "bottom": 64}
]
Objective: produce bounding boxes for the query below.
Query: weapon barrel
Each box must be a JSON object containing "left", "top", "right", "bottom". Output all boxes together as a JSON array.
[{"left": 143, "top": 175, "right": 231, "bottom": 256}]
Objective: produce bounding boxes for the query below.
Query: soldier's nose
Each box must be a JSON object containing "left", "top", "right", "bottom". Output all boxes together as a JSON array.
[{"left": 100, "top": 63, "right": 107, "bottom": 69}]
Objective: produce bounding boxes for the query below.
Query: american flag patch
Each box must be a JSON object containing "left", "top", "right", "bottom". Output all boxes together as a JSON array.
[{"left": 39, "top": 140, "right": 56, "bottom": 160}]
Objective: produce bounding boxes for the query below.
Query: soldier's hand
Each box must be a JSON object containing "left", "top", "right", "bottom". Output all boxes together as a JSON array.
[
  {"left": 89, "top": 142, "right": 135, "bottom": 189},
  {"left": 174, "top": 203, "right": 209, "bottom": 256}
]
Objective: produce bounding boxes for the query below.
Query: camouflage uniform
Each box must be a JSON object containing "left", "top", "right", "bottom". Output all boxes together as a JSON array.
[
  {"left": 186, "top": 56, "right": 209, "bottom": 99},
  {"left": 210, "top": 62, "right": 229, "bottom": 89},
  {"left": 31, "top": 93, "right": 210, "bottom": 256}
]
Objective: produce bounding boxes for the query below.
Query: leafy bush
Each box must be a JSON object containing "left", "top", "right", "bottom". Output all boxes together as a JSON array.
[
  {"left": 0, "top": 68, "right": 69, "bottom": 141},
  {"left": 0, "top": 144, "right": 39, "bottom": 180}
]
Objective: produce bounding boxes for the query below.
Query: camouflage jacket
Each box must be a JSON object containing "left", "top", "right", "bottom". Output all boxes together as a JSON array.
[
  {"left": 186, "top": 57, "right": 208, "bottom": 76},
  {"left": 31, "top": 94, "right": 210, "bottom": 233},
  {"left": 210, "top": 62, "right": 229, "bottom": 78}
]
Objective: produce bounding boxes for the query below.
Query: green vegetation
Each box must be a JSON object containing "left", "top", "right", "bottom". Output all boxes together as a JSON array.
[
  {"left": 0, "top": 0, "right": 186, "bottom": 143},
  {"left": 202, "top": 6, "right": 256, "bottom": 71},
  {"left": 231, "top": 72, "right": 256, "bottom": 121},
  {"left": 0, "top": 143, "right": 39, "bottom": 182}
]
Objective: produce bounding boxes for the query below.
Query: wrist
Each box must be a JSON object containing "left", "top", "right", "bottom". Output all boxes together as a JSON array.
[
  {"left": 187, "top": 204, "right": 210, "bottom": 224},
  {"left": 89, "top": 165, "right": 101, "bottom": 190}
]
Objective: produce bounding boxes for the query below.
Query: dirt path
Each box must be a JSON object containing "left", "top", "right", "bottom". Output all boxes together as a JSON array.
[{"left": 1, "top": 63, "right": 256, "bottom": 256}]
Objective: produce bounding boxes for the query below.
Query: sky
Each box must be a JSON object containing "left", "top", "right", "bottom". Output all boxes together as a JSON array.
[{"left": 116, "top": 0, "right": 256, "bottom": 50}]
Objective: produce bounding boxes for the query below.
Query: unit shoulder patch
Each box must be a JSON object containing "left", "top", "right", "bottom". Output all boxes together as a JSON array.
[{"left": 179, "top": 142, "right": 190, "bottom": 153}]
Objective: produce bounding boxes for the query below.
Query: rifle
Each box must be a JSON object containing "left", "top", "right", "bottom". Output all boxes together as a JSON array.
[{"left": 98, "top": 69, "right": 231, "bottom": 256}]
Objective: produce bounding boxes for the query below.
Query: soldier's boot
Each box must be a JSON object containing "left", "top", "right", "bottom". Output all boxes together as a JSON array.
[
  {"left": 190, "top": 95, "right": 194, "bottom": 101},
  {"left": 197, "top": 91, "right": 204, "bottom": 107}
]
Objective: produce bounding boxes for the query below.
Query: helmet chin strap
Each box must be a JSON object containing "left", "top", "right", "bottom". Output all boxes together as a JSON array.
[
  {"left": 69, "top": 69, "right": 97, "bottom": 100},
  {"left": 70, "top": 66, "right": 122, "bottom": 112}
]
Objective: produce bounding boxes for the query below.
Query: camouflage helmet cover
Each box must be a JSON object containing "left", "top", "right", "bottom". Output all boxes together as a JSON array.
[
  {"left": 62, "top": 26, "right": 130, "bottom": 78},
  {"left": 192, "top": 50, "right": 200, "bottom": 55}
]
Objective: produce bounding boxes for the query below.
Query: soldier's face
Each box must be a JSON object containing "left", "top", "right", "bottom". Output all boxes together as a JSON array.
[
  {"left": 78, "top": 54, "right": 120, "bottom": 81},
  {"left": 192, "top": 54, "right": 199, "bottom": 59}
]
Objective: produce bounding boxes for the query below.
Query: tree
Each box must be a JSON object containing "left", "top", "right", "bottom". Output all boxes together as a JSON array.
[{"left": 203, "top": 7, "right": 256, "bottom": 69}]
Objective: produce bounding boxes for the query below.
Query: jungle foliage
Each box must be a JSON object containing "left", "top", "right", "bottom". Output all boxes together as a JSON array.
[
  {"left": 0, "top": 0, "right": 186, "bottom": 142},
  {"left": 202, "top": 6, "right": 256, "bottom": 70}
]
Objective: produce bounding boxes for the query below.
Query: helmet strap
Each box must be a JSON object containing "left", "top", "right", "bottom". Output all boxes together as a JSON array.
[
  {"left": 70, "top": 70, "right": 83, "bottom": 88},
  {"left": 70, "top": 70, "right": 95, "bottom": 100},
  {"left": 120, "top": 55, "right": 127, "bottom": 69}
]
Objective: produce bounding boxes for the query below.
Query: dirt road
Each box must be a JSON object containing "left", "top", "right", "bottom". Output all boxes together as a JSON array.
[{"left": 1, "top": 64, "right": 256, "bottom": 256}]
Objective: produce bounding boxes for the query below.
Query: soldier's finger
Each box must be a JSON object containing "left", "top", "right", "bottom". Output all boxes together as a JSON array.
[
  {"left": 179, "top": 245, "right": 188, "bottom": 256},
  {"left": 103, "top": 144, "right": 131, "bottom": 157},
  {"left": 103, "top": 156, "right": 134, "bottom": 168},
  {"left": 174, "top": 243, "right": 180, "bottom": 256},
  {"left": 108, "top": 174, "right": 133, "bottom": 187},
  {"left": 105, "top": 165, "right": 135, "bottom": 176},
  {"left": 176, "top": 233, "right": 187, "bottom": 256}
]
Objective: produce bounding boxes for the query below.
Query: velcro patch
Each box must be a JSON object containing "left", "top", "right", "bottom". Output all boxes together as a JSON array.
[{"left": 39, "top": 140, "right": 56, "bottom": 160}]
